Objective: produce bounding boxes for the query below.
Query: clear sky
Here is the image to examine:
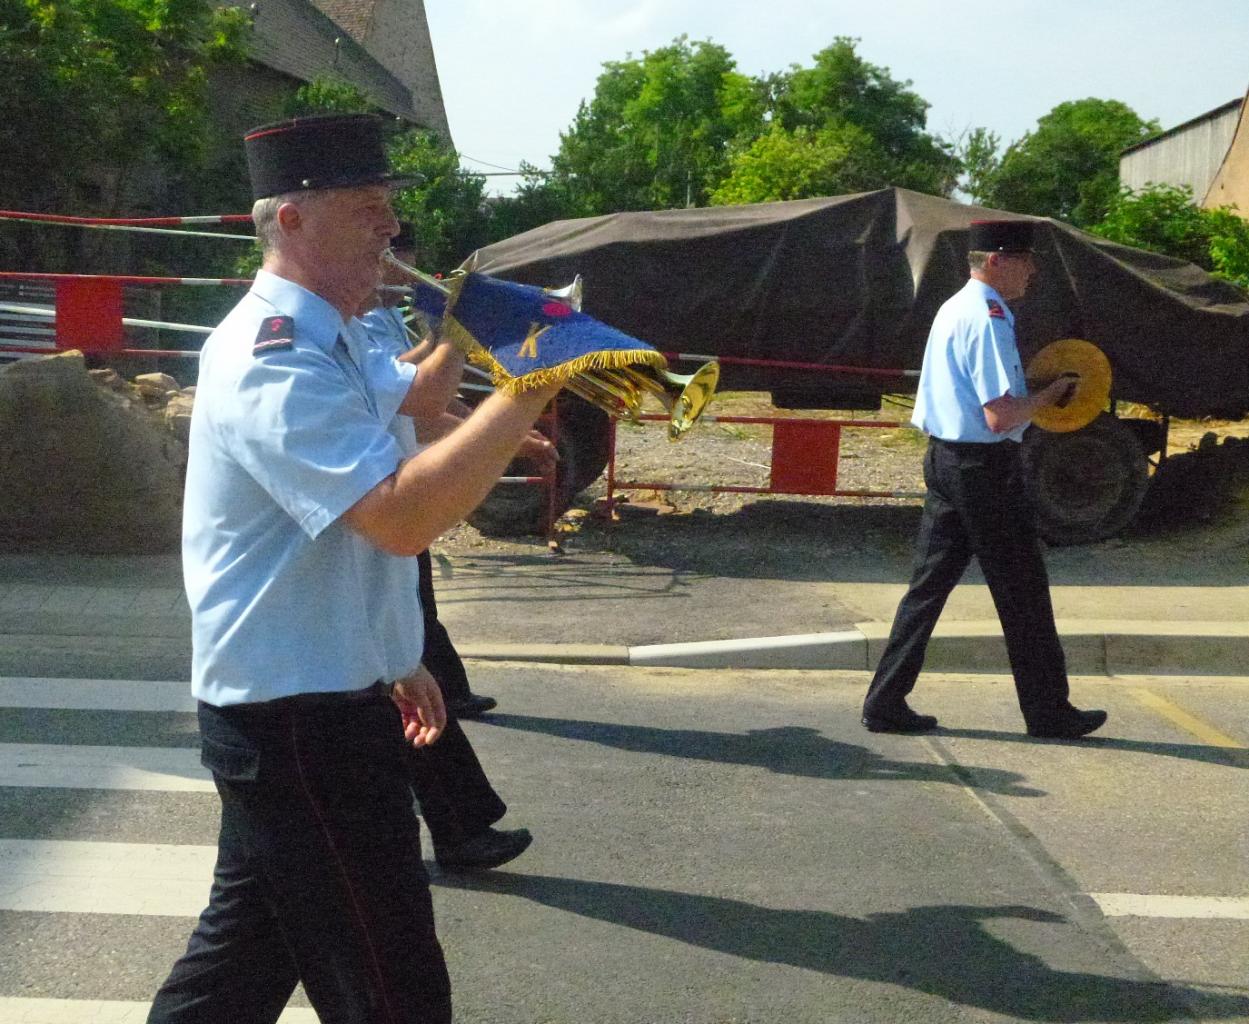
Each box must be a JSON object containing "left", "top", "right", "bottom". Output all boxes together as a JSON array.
[{"left": 424, "top": 0, "right": 1249, "bottom": 194}]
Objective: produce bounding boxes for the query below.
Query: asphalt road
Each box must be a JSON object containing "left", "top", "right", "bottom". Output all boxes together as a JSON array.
[{"left": 1, "top": 665, "right": 1246, "bottom": 1023}]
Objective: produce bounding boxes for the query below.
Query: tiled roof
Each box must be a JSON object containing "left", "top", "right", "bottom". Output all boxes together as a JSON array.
[{"left": 308, "top": 0, "right": 376, "bottom": 40}]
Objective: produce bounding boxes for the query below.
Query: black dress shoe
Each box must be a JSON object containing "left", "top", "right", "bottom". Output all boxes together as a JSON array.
[
  {"left": 435, "top": 827, "right": 532, "bottom": 872},
  {"left": 1026, "top": 708, "right": 1108, "bottom": 739},
  {"left": 448, "top": 693, "right": 497, "bottom": 719},
  {"left": 861, "top": 705, "right": 938, "bottom": 734}
]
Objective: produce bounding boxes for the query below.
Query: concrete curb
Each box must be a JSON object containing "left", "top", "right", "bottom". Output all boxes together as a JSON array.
[
  {"left": 466, "top": 620, "right": 1249, "bottom": 677},
  {"left": 5, "top": 620, "right": 1249, "bottom": 680}
]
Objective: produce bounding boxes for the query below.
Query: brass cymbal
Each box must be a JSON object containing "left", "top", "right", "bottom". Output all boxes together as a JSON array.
[{"left": 1025, "top": 338, "right": 1112, "bottom": 433}]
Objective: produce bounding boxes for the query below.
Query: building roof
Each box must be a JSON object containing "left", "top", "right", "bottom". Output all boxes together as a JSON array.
[
  {"left": 311, "top": 0, "right": 374, "bottom": 38},
  {"left": 308, "top": 0, "right": 451, "bottom": 141},
  {"left": 1122, "top": 98, "right": 1243, "bottom": 156},
  {"left": 225, "top": 0, "right": 450, "bottom": 138}
]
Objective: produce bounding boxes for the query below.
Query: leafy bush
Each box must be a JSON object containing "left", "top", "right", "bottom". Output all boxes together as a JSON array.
[{"left": 1094, "top": 184, "right": 1249, "bottom": 292}]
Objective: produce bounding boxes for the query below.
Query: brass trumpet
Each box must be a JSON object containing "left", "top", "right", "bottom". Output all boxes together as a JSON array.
[{"left": 382, "top": 250, "right": 719, "bottom": 441}]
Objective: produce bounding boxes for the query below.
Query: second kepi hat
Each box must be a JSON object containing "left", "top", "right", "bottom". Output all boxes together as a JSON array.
[
  {"left": 968, "top": 219, "right": 1035, "bottom": 253},
  {"left": 243, "top": 113, "right": 419, "bottom": 200}
]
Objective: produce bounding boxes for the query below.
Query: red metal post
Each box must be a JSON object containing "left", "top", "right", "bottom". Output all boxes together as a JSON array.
[
  {"left": 605, "top": 418, "right": 619, "bottom": 518},
  {"left": 55, "top": 277, "right": 123, "bottom": 352},
  {"left": 769, "top": 420, "right": 843, "bottom": 495}
]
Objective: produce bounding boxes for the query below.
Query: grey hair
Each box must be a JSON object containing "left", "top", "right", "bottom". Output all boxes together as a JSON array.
[
  {"left": 251, "top": 190, "right": 328, "bottom": 254},
  {"left": 968, "top": 250, "right": 992, "bottom": 272}
]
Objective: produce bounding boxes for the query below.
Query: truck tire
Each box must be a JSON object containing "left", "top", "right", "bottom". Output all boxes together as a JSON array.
[
  {"left": 465, "top": 394, "right": 612, "bottom": 537},
  {"left": 1022, "top": 414, "right": 1150, "bottom": 546}
]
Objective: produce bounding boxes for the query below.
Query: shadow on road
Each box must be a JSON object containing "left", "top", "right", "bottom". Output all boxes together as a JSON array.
[
  {"left": 938, "top": 726, "right": 1249, "bottom": 769},
  {"left": 443, "top": 872, "right": 1246, "bottom": 1022},
  {"left": 483, "top": 713, "right": 1044, "bottom": 797}
]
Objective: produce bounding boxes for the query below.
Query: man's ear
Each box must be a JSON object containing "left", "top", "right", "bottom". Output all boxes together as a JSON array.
[{"left": 276, "top": 202, "right": 302, "bottom": 233}]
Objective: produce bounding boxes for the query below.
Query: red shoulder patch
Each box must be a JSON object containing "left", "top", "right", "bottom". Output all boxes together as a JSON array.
[
  {"left": 253, "top": 315, "right": 294, "bottom": 355},
  {"left": 986, "top": 299, "right": 1006, "bottom": 320}
]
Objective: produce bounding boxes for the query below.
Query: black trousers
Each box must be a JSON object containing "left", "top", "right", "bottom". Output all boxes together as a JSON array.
[
  {"left": 417, "top": 550, "right": 470, "bottom": 705},
  {"left": 149, "top": 689, "right": 452, "bottom": 1024},
  {"left": 864, "top": 437, "right": 1072, "bottom": 727},
  {"left": 411, "top": 549, "right": 506, "bottom": 849}
]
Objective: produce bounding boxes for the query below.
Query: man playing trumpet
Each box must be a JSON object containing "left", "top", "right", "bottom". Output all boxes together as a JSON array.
[{"left": 150, "top": 112, "right": 560, "bottom": 1024}]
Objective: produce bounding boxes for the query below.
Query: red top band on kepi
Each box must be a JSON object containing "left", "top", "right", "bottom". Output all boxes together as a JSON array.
[{"left": 243, "top": 113, "right": 419, "bottom": 200}]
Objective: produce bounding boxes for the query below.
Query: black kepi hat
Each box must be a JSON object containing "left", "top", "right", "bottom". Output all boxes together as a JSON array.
[
  {"left": 244, "top": 113, "right": 419, "bottom": 200},
  {"left": 968, "top": 219, "right": 1035, "bottom": 253}
]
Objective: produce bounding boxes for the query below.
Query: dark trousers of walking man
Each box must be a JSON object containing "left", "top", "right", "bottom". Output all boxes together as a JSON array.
[{"left": 864, "top": 437, "right": 1071, "bottom": 728}]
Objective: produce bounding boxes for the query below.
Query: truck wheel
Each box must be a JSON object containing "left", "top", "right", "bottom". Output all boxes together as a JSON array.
[
  {"left": 1022, "top": 414, "right": 1150, "bottom": 546},
  {"left": 465, "top": 394, "right": 612, "bottom": 537},
  {"left": 557, "top": 394, "right": 612, "bottom": 493}
]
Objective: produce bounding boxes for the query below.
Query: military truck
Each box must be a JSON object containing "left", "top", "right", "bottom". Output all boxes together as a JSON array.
[{"left": 467, "top": 187, "right": 1249, "bottom": 545}]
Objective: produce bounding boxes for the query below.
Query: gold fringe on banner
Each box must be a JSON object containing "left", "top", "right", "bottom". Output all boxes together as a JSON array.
[{"left": 436, "top": 272, "right": 669, "bottom": 396}]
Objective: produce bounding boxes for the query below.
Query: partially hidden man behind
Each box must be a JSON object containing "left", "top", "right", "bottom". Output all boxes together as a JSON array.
[
  {"left": 359, "top": 223, "right": 555, "bottom": 722},
  {"left": 356, "top": 227, "right": 550, "bottom": 871},
  {"left": 148, "top": 114, "right": 558, "bottom": 1024},
  {"left": 861, "top": 219, "right": 1108, "bottom": 740}
]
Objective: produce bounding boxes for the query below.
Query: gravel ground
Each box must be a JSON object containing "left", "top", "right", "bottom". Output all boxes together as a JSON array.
[{"left": 436, "top": 392, "right": 1249, "bottom": 582}]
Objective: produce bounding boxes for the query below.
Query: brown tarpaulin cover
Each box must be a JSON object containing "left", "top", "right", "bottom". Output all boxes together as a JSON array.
[{"left": 473, "top": 187, "right": 1249, "bottom": 419}]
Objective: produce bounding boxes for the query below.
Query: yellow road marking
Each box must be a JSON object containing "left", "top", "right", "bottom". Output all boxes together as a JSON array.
[{"left": 1128, "top": 687, "right": 1246, "bottom": 748}]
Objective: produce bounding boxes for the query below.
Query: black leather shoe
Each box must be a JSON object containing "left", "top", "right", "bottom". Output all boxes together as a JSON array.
[
  {"left": 1026, "top": 708, "right": 1108, "bottom": 739},
  {"left": 861, "top": 705, "right": 938, "bottom": 734},
  {"left": 435, "top": 827, "right": 532, "bottom": 872},
  {"left": 448, "top": 693, "right": 497, "bottom": 719}
]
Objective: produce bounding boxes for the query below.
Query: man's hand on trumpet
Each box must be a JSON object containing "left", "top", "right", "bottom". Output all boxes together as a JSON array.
[{"left": 518, "top": 428, "right": 558, "bottom": 477}]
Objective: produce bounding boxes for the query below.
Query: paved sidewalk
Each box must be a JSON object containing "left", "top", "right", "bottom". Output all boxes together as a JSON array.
[{"left": 1, "top": 547, "right": 1247, "bottom": 680}]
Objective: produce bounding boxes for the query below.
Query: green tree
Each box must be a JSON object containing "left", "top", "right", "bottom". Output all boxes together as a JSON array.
[
  {"left": 955, "top": 126, "right": 1002, "bottom": 206},
  {"left": 284, "top": 75, "right": 373, "bottom": 117},
  {"left": 1094, "top": 183, "right": 1249, "bottom": 291},
  {"left": 0, "top": 0, "right": 249, "bottom": 214},
  {"left": 976, "top": 99, "right": 1158, "bottom": 227},
  {"left": 388, "top": 130, "right": 489, "bottom": 272},
  {"left": 547, "top": 36, "right": 765, "bottom": 214},
  {"left": 487, "top": 163, "right": 578, "bottom": 240},
  {"left": 710, "top": 123, "right": 887, "bottom": 205},
  {"left": 760, "top": 38, "right": 960, "bottom": 197},
  {"left": 0, "top": 0, "right": 249, "bottom": 277}
]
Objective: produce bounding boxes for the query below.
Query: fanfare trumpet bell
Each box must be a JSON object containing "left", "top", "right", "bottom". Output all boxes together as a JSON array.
[{"left": 384, "top": 250, "right": 719, "bottom": 441}]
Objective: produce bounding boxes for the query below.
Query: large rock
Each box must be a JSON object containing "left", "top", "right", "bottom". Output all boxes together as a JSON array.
[{"left": 0, "top": 352, "right": 188, "bottom": 552}]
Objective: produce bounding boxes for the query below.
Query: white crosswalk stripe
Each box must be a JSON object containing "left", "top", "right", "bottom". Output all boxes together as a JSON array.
[
  {"left": 0, "top": 839, "right": 216, "bottom": 916},
  {"left": 0, "top": 743, "right": 211, "bottom": 791},
  {"left": 0, "top": 675, "right": 317, "bottom": 1019},
  {"left": 1089, "top": 893, "right": 1249, "bottom": 919},
  {"left": 0, "top": 677, "right": 193, "bottom": 712},
  {"left": 0, "top": 997, "right": 319, "bottom": 1022},
  {"left": 3, "top": 674, "right": 1244, "bottom": 1021}
]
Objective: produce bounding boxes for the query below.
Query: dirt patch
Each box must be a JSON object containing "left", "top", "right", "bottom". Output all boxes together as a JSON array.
[{"left": 436, "top": 394, "right": 1249, "bottom": 581}]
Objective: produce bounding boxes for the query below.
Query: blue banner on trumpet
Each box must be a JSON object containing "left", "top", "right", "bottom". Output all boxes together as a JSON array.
[{"left": 410, "top": 272, "right": 667, "bottom": 394}]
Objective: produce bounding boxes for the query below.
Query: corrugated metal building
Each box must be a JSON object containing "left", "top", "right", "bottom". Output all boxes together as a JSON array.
[{"left": 1119, "top": 98, "right": 1241, "bottom": 200}]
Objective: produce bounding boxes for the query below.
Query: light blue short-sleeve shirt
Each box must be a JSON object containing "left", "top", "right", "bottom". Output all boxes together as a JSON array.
[
  {"left": 911, "top": 278, "right": 1028, "bottom": 444},
  {"left": 357, "top": 305, "right": 420, "bottom": 456},
  {"left": 183, "top": 271, "right": 423, "bottom": 706}
]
